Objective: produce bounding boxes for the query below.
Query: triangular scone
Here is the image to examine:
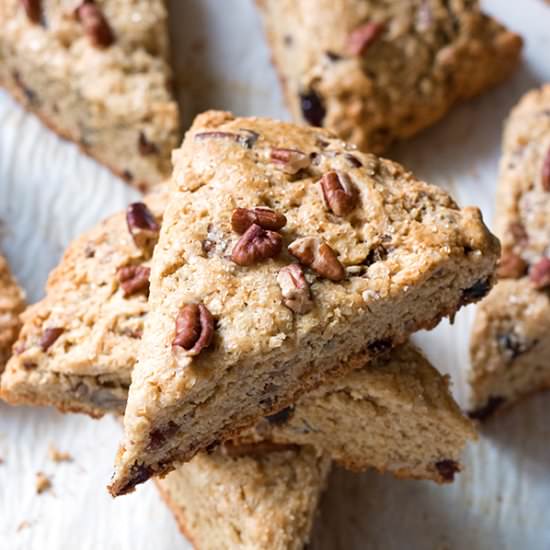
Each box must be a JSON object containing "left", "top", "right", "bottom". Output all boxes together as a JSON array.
[
  {"left": 255, "top": 0, "right": 522, "bottom": 153},
  {"left": 1, "top": 188, "right": 169, "bottom": 415},
  {"left": 0, "top": 254, "right": 25, "bottom": 371},
  {"left": 111, "top": 111, "right": 498, "bottom": 494},
  {"left": 236, "top": 344, "right": 475, "bottom": 483},
  {"left": 469, "top": 85, "right": 550, "bottom": 419},
  {"left": 0, "top": 0, "right": 179, "bottom": 191},
  {"left": 1, "top": 190, "right": 475, "bottom": 484},
  {"left": 156, "top": 446, "right": 330, "bottom": 550}
]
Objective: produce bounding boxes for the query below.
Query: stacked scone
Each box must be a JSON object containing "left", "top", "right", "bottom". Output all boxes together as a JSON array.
[{"left": 2, "top": 110, "right": 500, "bottom": 547}]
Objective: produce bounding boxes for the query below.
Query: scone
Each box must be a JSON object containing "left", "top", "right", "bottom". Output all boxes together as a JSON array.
[
  {"left": 0, "top": 0, "right": 179, "bottom": 191},
  {"left": 1, "top": 189, "right": 475, "bottom": 483},
  {"left": 0, "top": 253, "right": 25, "bottom": 371},
  {"left": 256, "top": 0, "right": 522, "bottom": 153},
  {"left": 469, "top": 85, "right": 550, "bottom": 418},
  {"left": 157, "top": 446, "right": 330, "bottom": 550},
  {"left": 110, "top": 111, "right": 498, "bottom": 494}
]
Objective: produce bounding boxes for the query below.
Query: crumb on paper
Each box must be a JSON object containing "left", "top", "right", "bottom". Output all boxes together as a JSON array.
[
  {"left": 17, "top": 520, "right": 31, "bottom": 532},
  {"left": 35, "top": 472, "right": 52, "bottom": 494},
  {"left": 48, "top": 444, "right": 72, "bottom": 463}
]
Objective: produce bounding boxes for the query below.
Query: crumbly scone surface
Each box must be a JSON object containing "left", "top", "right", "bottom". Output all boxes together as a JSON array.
[
  {"left": 156, "top": 447, "right": 330, "bottom": 550},
  {"left": 0, "top": 254, "right": 25, "bottom": 370},
  {"left": 469, "top": 85, "right": 550, "bottom": 417},
  {"left": 112, "top": 110, "right": 498, "bottom": 494},
  {"left": 257, "top": 0, "right": 522, "bottom": 152},
  {"left": 0, "top": 0, "right": 179, "bottom": 189}
]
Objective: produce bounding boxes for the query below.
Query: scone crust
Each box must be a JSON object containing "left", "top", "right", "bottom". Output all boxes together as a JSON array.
[{"left": 256, "top": 0, "right": 522, "bottom": 152}]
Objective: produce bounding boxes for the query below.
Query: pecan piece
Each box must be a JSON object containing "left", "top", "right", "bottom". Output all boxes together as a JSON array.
[
  {"left": 126, "top": 202, "right": 160, "bottom": 252},
  {"left": 118, "top": 265, "right": 150, "bottom": 297},
  {"left": 288, "top": 237, "right": 345, "bottom": 281},
  {"left": 529, "top": 257, "right": 550, "bottom": 289},
  {"left": 347, "top": 22, "right": 384, "bottom": 56},
  {"left": 173, "top": 303, "right": 214, "bottom": 356},
  {"left": 497, "top": 251, "right": 527, "bottom": 279},
  {"left": 300, "top": 90, "right": 326, "bottom": 127},
  {"left": 40, "top": 327, "right": 64, "bottom": 352},
  {"left": 542, "top": 147, "right": 550, "bottom": 191},
  {"left": 277, "top": 264, "right": 313, "bottom": 314},
  {"left": 76, "top": 2, "right": 115, "bottom": 49},
  {"left": 21, "top": 0, "right": 41, "bottom": 24},
  {"left": 270, "top": 148, "right": 311, "bottom": 175},
  {"left": 138, "top": 132, "right": 158, "bottom": 156},
  {"left": 231, "top": 207, "right": 287, "bottom": 234},
  {"left": 319, "top": 171, "right": 357, "bottom": 216},
  {"left": 231, "top": 224, "right": 283, "bottom": 266}
]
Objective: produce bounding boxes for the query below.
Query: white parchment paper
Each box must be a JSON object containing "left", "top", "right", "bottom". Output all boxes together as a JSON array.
[{"left": 1, "top": 1, "right": 549, "bottom": 549}]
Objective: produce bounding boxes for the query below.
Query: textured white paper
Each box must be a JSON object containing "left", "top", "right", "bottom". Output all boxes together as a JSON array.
[{"left": 1, "top": 1, "right": 549, "bottom": 549}]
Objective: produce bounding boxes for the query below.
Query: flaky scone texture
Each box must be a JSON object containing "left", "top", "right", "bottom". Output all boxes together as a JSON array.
[
  {"left": 111, "top": 111, "right": 498, "bottom": 495},
  {"left": 1, "top": 189, "right": 168, "bottom": 416},
  {"left": 469, "top": 85, "right": 550, "bottom": 419},
  {"left": 256, "top": 0, "right": 522, "bottom": 153},
  {"left": 156, "top": 446, "right": 330, "bottom": 550},
  {"left": 0, "top": 254, "right": 25, "bottom": 371},
  {"left": 0, "top": 0, "right": 179, "bottom": 191},
  {"left": 238, "top": 344, "right": 475, "bottom": 483}
]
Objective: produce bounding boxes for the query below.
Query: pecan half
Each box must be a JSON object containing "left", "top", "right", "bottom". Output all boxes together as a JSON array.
[
  {"left": 231, "top": 224, "right": 283, "bottom": 266},
  {"left": 529, "top": 257, "right": 550, "bottom": 289},
  {"left": 40, "top": 327, "right": 64, "bottom": 352},
  {"left": 126, "top": 202, "right": 160, "bottom": 252},
  {"left": 138, "top": 132, "right": 158, "bottom": 156},
  {"left": 288, "top": 237, "right": 345, "bottom": 281},
  {"left": 542, "top": 147, "right": 550, "bottom": 191},
  {"left": 347, "top": 22, "right": 384, "bottom": 56},
  {"left": 76, "top": 2, "right": 115, "bottom": 49},
  {"left": 231, "top": 207, "right": 287, "bottom": 234},
  {"left": 277, "top": 264, "right": 313, "bottom": 314},
  {"left": 173, "top": 303, "right": 214, "bottom": 356},
  {"left": 319, "top": 171, "right": 357, "bottom": 216},
  {"left": 118, "top": 265, "right": 150, "bottom": 297},
  {"left": 270, "top": 148, "right": 311, "bottom": 175},
  {"left": 497, "top": 252, "right": 527, "bottom": 279},
  {"left": 21, "top": 0, "right": 41, "bottom": 24}
]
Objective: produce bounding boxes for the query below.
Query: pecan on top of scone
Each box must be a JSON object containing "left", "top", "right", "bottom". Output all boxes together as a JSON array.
[{"left": 110, "top": 110, "right": 498, "bottom": 495}]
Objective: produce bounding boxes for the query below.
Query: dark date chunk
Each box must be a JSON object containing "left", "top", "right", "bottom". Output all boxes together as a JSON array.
[
  {"left": 265, "top": 406, "right": 295, "bottom": 425},
  {"left": 138, "top": 132, "right": 158, "bottom": 156},
  {"left": 40, "top": 327, "right": 64, "bottom": 352},
  {"left": 435, "top": 459, "right": 460, "bottom": 482},
  {"left": 300, "top": 90, "right": 326, "bottom": 127},
  {"left": 468, "top": 396, "right": 505, "bottom": 421},
  {"left": 115, "top": 463, "right": 154, "bottom": 496},
  {"left": 367, "top": 338, "right": 393, "bottom": 355},
  {"left": 147, "top": 421, "right": 178, "bottom": 451},
  {"left": 461, "top": 278, "right": 492, "bottom": 305}
]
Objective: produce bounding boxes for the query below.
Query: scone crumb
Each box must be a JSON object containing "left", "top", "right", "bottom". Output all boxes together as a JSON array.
[
  {"left": 35, "top": 472, "right": 52, "bottom": 494},
  {"left": 16, "top": 520, "right": 31, "bottom": 532},
  {"left": 48, "top": 445, "right": 72, "bottom": 463}
]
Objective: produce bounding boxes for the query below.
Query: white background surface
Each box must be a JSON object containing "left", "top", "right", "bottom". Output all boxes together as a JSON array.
[{"left": 0, "top": 1, "right": 549, "bottom": 549}]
